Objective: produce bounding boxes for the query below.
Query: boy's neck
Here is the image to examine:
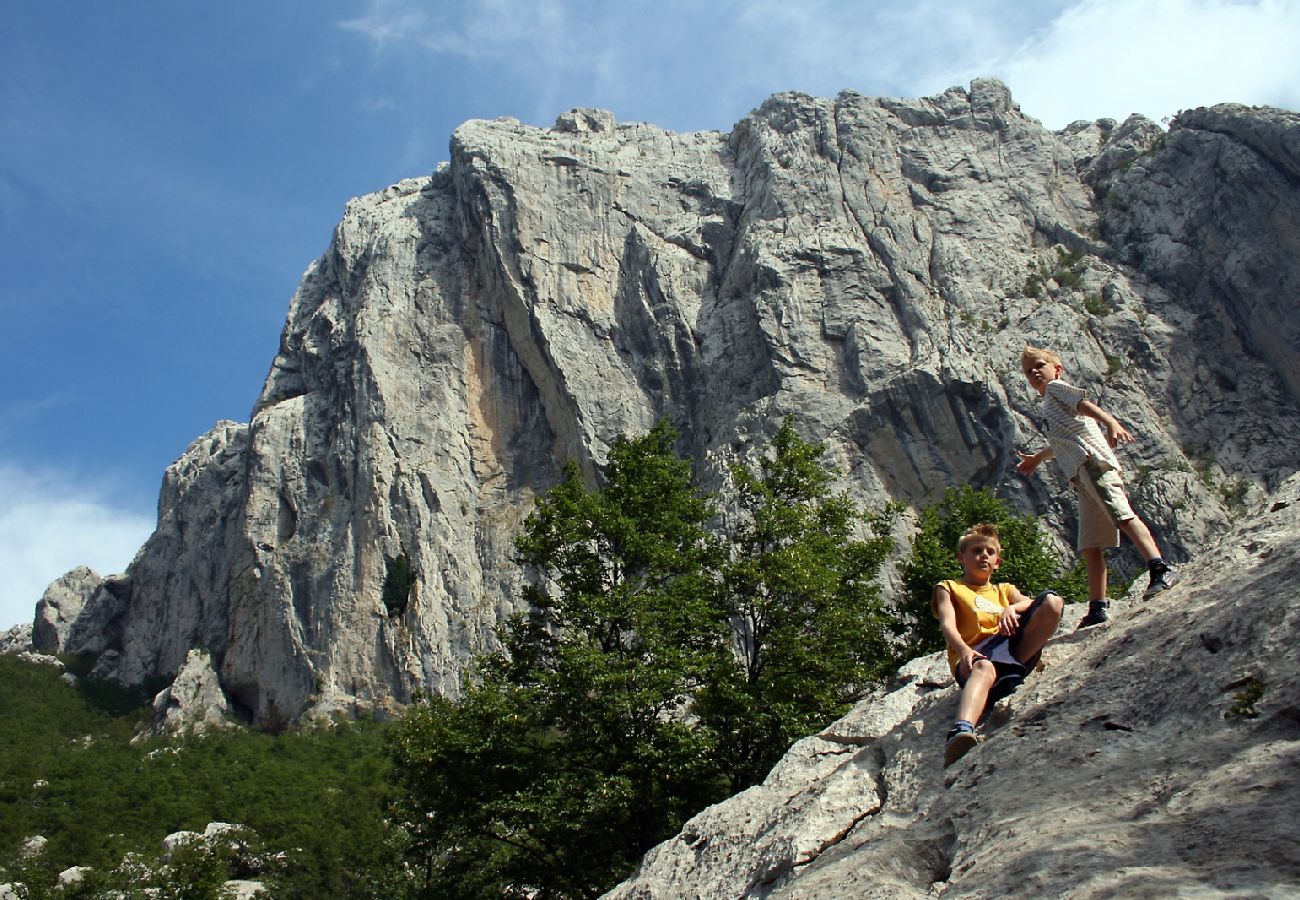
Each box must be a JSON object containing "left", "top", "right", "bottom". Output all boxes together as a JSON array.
[{"left": 961, "top": 573, "right": 993, "bottom": 588}]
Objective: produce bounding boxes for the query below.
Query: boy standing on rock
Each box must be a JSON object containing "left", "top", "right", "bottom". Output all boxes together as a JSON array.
[
  {"left": 933, "top": 524, "right": 1063, "bottom": 766},
  {"left": 1015, "top": 346, "right": 1177, "bottom": 628}
]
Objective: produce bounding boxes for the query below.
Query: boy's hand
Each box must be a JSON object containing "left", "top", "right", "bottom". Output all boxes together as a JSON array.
[
  {"left": 997, "top": 606, "right": 1020, "bottom": 636},
  {"left": 1105, "top": 420, "right": 1135, "bottom": 447},
  {"left": 959, "top": 647, "right": 986, "bottom": 676}
]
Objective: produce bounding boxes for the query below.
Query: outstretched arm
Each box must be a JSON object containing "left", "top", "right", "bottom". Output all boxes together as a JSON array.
[
  {"left": 1077, "top": 398, "right": 1134, "bottom": 447},
  {"left": 1016, "top": 446, "right": 1053, "bottom": 475}
]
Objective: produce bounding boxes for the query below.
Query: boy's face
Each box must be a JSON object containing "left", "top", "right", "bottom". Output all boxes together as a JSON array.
[
  {"left": 958, "top": 538, "right": 1001, "bottom": 584},
  {"left": 1023, "top": 356, "right": 1063, "bottom": 395}
]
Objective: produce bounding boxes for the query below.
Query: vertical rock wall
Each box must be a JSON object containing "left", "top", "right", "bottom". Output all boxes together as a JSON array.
[{"left": 47, "top": 81, "right": 1300, "bottom": 727}]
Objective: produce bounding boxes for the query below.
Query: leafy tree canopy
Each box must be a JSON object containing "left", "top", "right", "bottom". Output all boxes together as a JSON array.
[
  {"left": 388, "top": 422, "right": 731, "bottom": 899},
  {"left": 698, "top": 418, "right": 898, "bottom": 789},
  {"left": 387, "top": 420, "right": 901, "bottom": 897}
]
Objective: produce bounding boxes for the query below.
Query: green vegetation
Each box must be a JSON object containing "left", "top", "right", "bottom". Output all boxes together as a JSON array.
[
  {"left": 4, "top": 426, "right": 1089, "bottom": 898},
  {"left": 1220, "top": 477, "right": 1250, "bottom": 516},
  {"left": 0, "top": 653, "right": 395, "bottom": 897},
  {"left": 1179, "top": 444, "right": 1253, "bottom": 517},
  {"left": 1083, "top": 291, "right": 1110, "bottom": 317},
  {"left": 698, "top": 421, "right": 899, "bottom": 791},
  {"left": 387, "top": 420, "right": 900, "bottom": 897},
  {"left": 1053, "top": 247, "right": 1087, "bottom": 290},
  {"left": 383, "top": 551, "right": 417, "bottom": 617},
  {"left": 1022, "top": 246, "right": 1091, "bottom": 299},
  {"left": 898, "top": 485, "right": 1085, "bottom": 658},
  {"left": 1022, "top": 270, "right": 1045, "bottom": 298},
  {"left": 1227, "top": 676, "right": 1265, "bottom": 719},
  {"left": 389, "top": 422, "right": 729, "bottom": 898}
]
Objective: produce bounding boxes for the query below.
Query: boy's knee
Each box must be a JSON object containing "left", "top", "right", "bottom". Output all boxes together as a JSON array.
[
  {"left": 969, "top": 658, "right": 995, "bottom": 679},
  {"left": 1037, "top": 590, "right": 1065, "bottom": 616}
]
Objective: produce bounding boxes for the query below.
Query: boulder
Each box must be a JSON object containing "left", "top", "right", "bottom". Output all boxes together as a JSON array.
[{"left": 31, "top": 566, "right": 100, "bottom": 654}]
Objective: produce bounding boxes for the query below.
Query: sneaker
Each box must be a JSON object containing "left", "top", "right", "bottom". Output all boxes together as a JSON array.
[
  {"left": 1077, "top": 599, "right": 1109, "bottom": 629},
  {"left": 1143, "top": 567, "right": 1178, "bottom": 600},
  {"left": 944, "top": 725, "right": 979, "bottom": 767}
]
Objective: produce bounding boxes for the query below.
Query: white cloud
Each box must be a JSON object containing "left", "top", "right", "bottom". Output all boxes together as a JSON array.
[
  {"left": 1000, "top": 0, "right": 1300, "bottom": 128},
  {"left": 333, "top": 0, "right": 1300, "bottom": 137},
  {"left": 0, "top": 462, "right": 154, "bottom": 630}
]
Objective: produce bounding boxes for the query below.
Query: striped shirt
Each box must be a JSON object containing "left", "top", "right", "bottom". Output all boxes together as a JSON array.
[{"left": 1041, "top": 379, "right": 1120, "bottom": 478}]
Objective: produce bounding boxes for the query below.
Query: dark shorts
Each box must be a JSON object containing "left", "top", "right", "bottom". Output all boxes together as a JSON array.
[{"left": 955, "top": 590, "right": 1057, "bottom": 713}]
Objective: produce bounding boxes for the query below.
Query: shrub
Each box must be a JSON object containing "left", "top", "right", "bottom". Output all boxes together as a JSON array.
[{"left": 382, "top": 552, "right": 416, "bottom": 618}]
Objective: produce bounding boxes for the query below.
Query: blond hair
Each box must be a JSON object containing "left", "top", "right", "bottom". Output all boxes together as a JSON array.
[
  {"left": 1021, "top": 345, "right": 1062, "bottom": 372},
  {"left": 957, "top": 523, "right": 1002, "bottom": 554}
]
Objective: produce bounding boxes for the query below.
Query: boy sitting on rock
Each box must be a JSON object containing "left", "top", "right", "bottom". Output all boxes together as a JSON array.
[
  {"left": 933, "top": 523, "right": 1063, "bottom": 766},
  {"left": 1016, "top": 345, "right": 1177, "bottom": 628}
]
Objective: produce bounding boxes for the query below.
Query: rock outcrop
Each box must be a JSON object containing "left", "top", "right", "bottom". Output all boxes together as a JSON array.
[
  {"left": 608, "top": 475, "right": 1300, "bottom": 898},
  {"left": 26, "top": 79, "right": 1300, "bottom": 728},
  {"left": 31, "top": 566, "right": 100, "bottom": 654},
  {"left": 135, "top": 648, "right": 237, "bottom": 742}
]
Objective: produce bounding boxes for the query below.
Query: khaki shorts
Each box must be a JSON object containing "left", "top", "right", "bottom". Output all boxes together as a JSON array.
[{"left": 1070, "top": 457, "right": 1136, "bottom": 550}]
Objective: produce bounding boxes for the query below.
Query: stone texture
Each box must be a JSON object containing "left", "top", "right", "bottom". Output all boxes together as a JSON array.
[
  {"left": 22, "top": 79, "right": 1300, "bottom": 728},
  {"left": 136, "top": 648, "right": 237, "bottom": 741},
  {"left": 31, "top": 566, "right": 100, "bottom": 654},
  {"left": 0, "top": 623, "right": 31, "bottom": 654},
  {"left": 607, "top": 475, "right": 1300, "bottom": 898}
]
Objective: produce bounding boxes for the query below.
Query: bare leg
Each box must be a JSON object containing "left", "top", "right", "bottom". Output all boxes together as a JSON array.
[
  {"left": 1013, "top": 592, "right": 1064, "bottom": 663},
  {"left": 1083, "top": 546, "right": 1107, "bottom": 599},
  {"left": 1118, "top": 517, "right": 1161, "bottom": 561},
  {"left": 957, "top": 660, "right": 996, "bottom": 725}
]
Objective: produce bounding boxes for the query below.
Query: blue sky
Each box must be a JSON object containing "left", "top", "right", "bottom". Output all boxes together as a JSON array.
[{"left": 3, "top": 0, "right": 1298, "bottom": 629}]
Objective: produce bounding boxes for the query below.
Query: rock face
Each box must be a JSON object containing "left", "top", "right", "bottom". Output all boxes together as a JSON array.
[
  {"left": 136, "top": 648, "right": 237, "bottom": 742},
  {"left": 32, "top": 79, "right": 1300, "bottom": 728},
  {"left": 31, "top": 566, "right": 100, "bottom": 654},
  {"left": 607, "top": 475, "right": 1300, "bottom": 898}
]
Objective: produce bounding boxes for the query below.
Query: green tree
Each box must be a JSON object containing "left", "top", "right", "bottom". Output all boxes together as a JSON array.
[
  {"left": 698, "top": 419, "right": 897, "bottom": 790},
  {"left": 898, "top": 485, "right": 1085, "bottom": 658},
  {"left": 387, "top": 422, "right": 731, "bottom": 898}
]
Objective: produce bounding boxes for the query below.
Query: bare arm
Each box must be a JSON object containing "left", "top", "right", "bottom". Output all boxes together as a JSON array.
[
  {"left": 1016, "top": 446, "right": 1053, "bottom": 475},
  {"left": 933, "top": 584, "right": 981, "bottom": 673},
  {"left": 996, "top": 587, "right": 1036, "bottom": 636},
  {"left": 1077, "top": 398, "right": 1135, "bottom": 447}
]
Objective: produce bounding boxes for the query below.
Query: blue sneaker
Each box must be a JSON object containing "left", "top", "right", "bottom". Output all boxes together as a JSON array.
[{"left": 944, "top": 722, "right": 979, "bottom": 767}]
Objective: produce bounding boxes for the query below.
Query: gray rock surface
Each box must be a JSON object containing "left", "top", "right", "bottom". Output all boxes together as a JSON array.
[
  {"left": 136, "top": 648, "right": 237, "bottom": 741},
  {"left": 607, "top": 475, "right": 1300, "bottom": 898},
  {"left": 25, "top": 79, "right": 1300, "bottom": 727},
  {"left": 31, "top": 566, "right": 100, "bottom": 654},
  {"left": 0, "top": 623, "right": 31, "bottom": 654}
]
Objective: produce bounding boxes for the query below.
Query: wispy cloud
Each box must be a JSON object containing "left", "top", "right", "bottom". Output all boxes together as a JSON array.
[
  {"left": 0, "top": 461, "right": 154, "bottom": 630},
  {"left": 335, "top": 0, "right": 1299, "bottom": 136},
  {"left": 340, "top": 0, "right": 567, "bottom": 60},
  {"left": 1000, "top": 0, "right": 1300, "bottom": 127}
]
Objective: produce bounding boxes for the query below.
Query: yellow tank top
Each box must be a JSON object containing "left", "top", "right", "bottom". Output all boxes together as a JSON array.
[{"left": 935, "top": 579, "right": 1018, "bottom": 674}]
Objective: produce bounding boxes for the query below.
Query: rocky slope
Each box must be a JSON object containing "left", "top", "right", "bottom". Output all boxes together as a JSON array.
[
  {"left": 22, "top": 79, "right": 1300, "bottom": 728},
  {"left": 607, "top": 474, "right": 1300, "bottom": 898}
]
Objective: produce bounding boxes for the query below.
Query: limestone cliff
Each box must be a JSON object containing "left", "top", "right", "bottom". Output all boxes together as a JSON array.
[
  {"left": 29, "top": 79, "right": 1300, "bottom": 728},
  {"left": 606, "top": 474, "right": 1300, "bottom": 898}
]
